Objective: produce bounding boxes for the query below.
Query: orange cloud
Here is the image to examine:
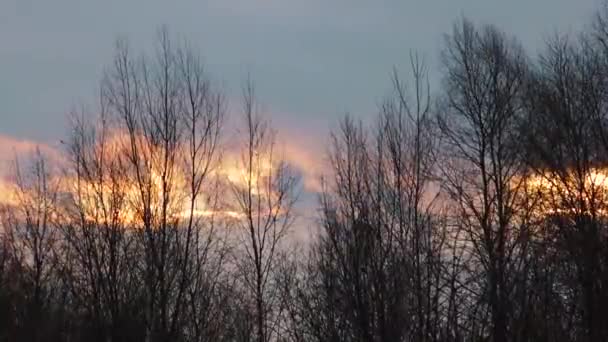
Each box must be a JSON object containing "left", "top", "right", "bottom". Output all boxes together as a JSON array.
[
  {"left": 0, "top": 135, "right": 64, "bottom": 213},
  {"left": 0, "top": 126, "right": 325, "bottom": 231}
]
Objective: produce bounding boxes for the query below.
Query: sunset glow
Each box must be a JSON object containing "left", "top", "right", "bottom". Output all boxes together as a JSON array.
[
  {"left": 0, "top": 135, "right": 289, "bottom": 226},
  {"left": 520, "top": 168, "right": 608, "bottom": 216}
]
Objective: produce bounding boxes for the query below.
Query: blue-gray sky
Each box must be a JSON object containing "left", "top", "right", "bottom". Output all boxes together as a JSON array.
[
  {"left": 0, "top": 0, "right": 601, "bottom": 145},
  {"left": 0, "top": 0, "right": 602, "bottom": 238}
]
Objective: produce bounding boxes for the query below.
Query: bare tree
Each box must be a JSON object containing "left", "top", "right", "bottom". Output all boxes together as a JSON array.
[
  {"left": 10, "top": 5, "right": 608, "bottom": 341},
  {"left": 282, "top": 55, "right": 453, "bottom": 342},
  {"left": 437, "top": 18, "right": 534, "bottom": 342},
  {"left": 60, "top": 108, "right": 144, "bottom": 341},
  {"left": 98, "top": 28, "right": 230, "bottom": 341},
  {"left": 0, "top": 151, "right": 63, "bottom": 341},
  {"left": 522, "top": 28, "right": 608, "bottom": 341},
  {"left": 231, "top": 80, "right": 299, "bottom": 342},
  {"left": 382, "top": 56, "right": 447, "bottom": 341}
]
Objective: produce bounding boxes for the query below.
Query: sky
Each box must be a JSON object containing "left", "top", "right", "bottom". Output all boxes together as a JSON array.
[
  {"left": 0, "top": 0, "right": 603, "bottom": 233},
  {"left": 1, "top": 0, "right": 601, "bottom": 142}
]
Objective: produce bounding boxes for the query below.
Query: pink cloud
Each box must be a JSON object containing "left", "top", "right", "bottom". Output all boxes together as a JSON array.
[
  {"left": 280, "top": 139, "right": 325, "bottom": 193},
  {"left": 0, "top": 134, "right": 62, "bottom": 178}
]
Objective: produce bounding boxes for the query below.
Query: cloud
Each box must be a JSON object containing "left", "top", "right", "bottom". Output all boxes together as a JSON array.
[
  {"left": 207, "top": 0, "right": 322, "bottom": 17},
  {"left": 263, "top": 109, "right": 330, "bottom": 193},
  {"left": 281, "top": 141, "right": 324, "bottom": 193},
  {"left": 0, "top": 134, "right": 62, "bottom": 178},
  {"left": 0, "top": 135, "right": 64, "bottom": 213}
]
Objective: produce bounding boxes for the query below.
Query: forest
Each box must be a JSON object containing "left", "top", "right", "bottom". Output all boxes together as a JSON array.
[{"left": 3, "top": 3, "right": 608, "bottom": 342}]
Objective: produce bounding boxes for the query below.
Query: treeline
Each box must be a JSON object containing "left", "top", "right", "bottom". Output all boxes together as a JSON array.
[{"left": 3, "top": 4, "right": 608, "bottom": 342}]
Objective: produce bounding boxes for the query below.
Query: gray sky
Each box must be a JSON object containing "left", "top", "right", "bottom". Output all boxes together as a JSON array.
[
  {"left": 0, "top": 0, "right": 600, "bottom": 144},
  {"left": 0, "top": 0, "right": 601, "bottom": 237}
]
